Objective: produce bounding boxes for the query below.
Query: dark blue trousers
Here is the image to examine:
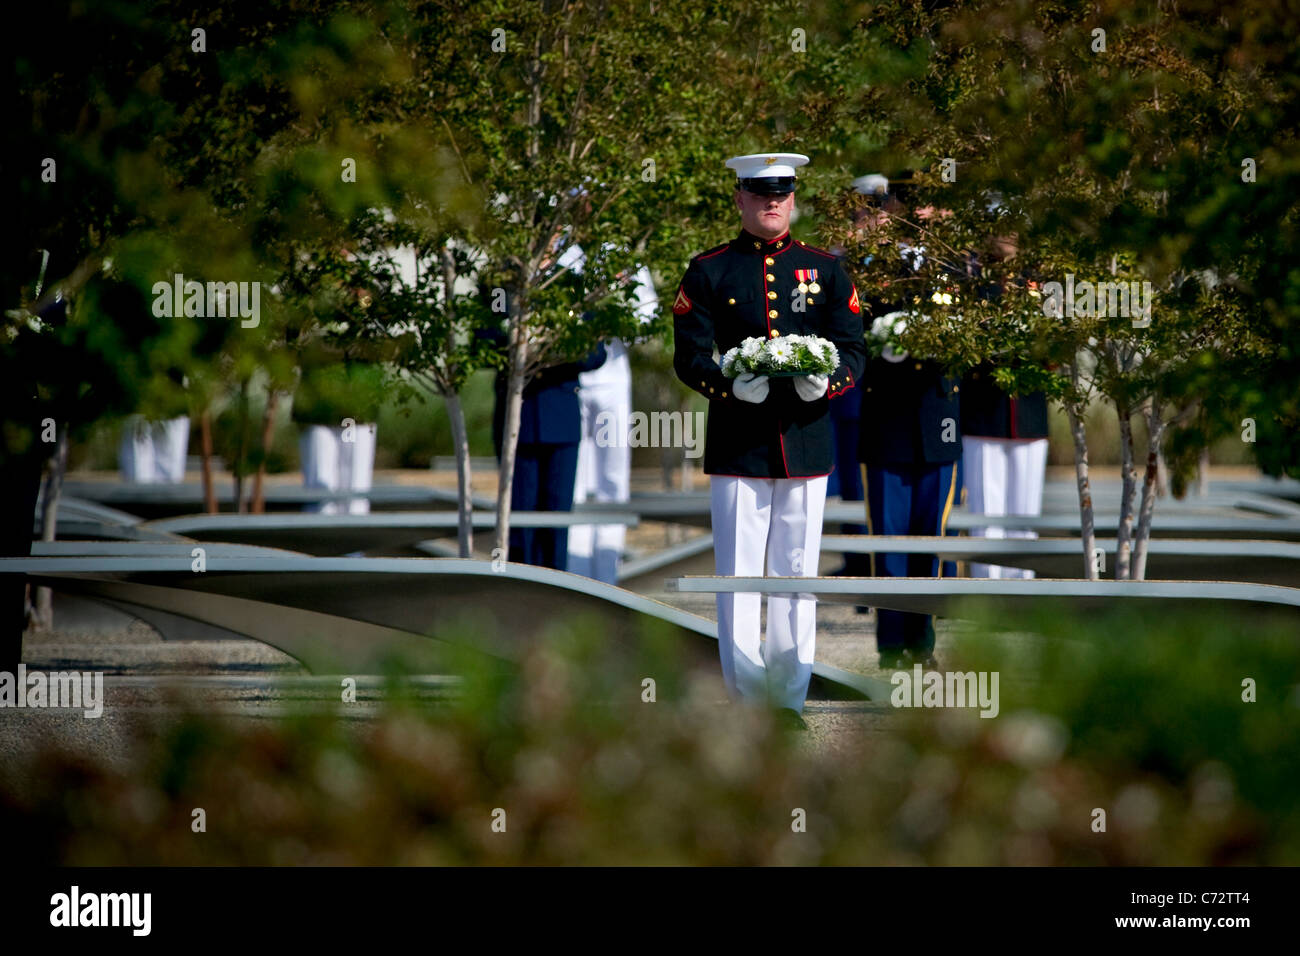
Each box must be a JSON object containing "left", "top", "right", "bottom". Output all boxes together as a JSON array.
[
  {"left": 509, "top": 441, "right": 580, "bottom": 570},
  {"left": 829, "top": 393, "right": 871, "bottom": 573},
  {"left": 863, "top": 461, "right": 958, "bottom": 652}
]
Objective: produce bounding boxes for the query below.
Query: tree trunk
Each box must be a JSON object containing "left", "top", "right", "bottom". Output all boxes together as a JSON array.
[
  {"left": 445, "top": 391, "right": 475, "bottom": 558},
  {"left": 1132, "top": 399, "right": 1165, "bottom": 581},
  {"left": 1115, "top": 402, "right": 1137, "bottom": 579},
  {"left": 1066, "top": 402, "right": 1099, "bottom": 580},
  {"left": 234, "top": 379, "right": 249, "bottom": 513},
  {"left": 250, "top": 390, "right": 278, "bottom": 514},
  {"left": 31, "top": 425, "right": 69, "bottom": 631},
  {"left": 438, "top": 245, "right": 474, "bottom": 559},
  {"left": 494, "top": 322, "right": 529, "bottom": 559},
  {"left": 200, "top": 409, "right": 218, "bottom": 513}
]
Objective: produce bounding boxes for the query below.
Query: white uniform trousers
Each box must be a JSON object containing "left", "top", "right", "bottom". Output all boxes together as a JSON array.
[
  {"left": 962, "top": 436, "right": 1049, "bottom": 578},
  {"left": 710, "top": 474, "right": 827, "bottom": 712},
  {"left": 119, "top": 415, "right": 190, "bottom": 483},
  {"left": 299, "top": 423, "right": 377, "bottom": 515},
  {"left": 567, "top": 370, "right": 632, "bottom": 584}
]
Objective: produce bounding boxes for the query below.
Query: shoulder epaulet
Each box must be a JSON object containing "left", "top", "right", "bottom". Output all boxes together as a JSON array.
[
  {"left": 795, "top": 239, "right": 838, "bottom": 260},
  {"left": 692, "top": 242, "right": 730, "bottom": 263}
]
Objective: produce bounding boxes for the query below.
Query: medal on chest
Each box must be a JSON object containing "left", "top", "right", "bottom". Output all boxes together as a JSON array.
[{"left": 795, "top": 268, "right": 820, "bottom": 294}]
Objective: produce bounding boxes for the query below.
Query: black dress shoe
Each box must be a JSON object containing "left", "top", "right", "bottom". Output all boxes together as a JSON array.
[
  {"left": 910, "top": 652, "right": 940, "bottom": 671},
  {"left": 878, "top": 650, "right": 909, "bottom": 670},
  {"left": 775, "top": 707, "right": 808, "bottom": 731}
]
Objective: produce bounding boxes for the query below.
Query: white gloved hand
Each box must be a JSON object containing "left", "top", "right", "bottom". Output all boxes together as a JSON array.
[
  {"left": 794, "top": 373, "right": 829, "bottom": 402},
  {"left": 733, "top": 372, "right": 770, "bottom": 404}
]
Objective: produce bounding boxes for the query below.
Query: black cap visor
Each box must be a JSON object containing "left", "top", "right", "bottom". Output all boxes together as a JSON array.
[{"left": 738, "top": 176, "right": 796, "bottom": 196}]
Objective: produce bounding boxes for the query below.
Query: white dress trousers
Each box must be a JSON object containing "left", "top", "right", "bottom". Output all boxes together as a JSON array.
[
  {"left": 567, "top": 343, "right": 633, "bottom": 584},
  {"left": 299, "top": 423, "right": 377, "bottom": 514},
  {"left": 119, "top": 415, "right": 190, "bottom": 483},
  {"left": 961, "top": 436, "right": 1049, "bottom": 578},
  {"left": 710, "top": 474, "right": 828, "bottom": 712}
]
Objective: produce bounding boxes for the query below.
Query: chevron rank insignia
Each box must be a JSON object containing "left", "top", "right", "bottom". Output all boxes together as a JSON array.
[{"left": 673, "top": 286, "right": 692, "bottom": 315}]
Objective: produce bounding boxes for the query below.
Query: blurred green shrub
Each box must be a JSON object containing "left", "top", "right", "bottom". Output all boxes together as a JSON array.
[{"left": 2, "top": 606, "right": 1295, "bottom": 865}]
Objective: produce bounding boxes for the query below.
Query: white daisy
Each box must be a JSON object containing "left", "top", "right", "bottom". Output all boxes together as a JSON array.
[
  {"left": 766, "top": 339, "right": 793, "bottom": 365},
  {"left": 741, "top": 336, "right": 764, "bottom": 358}
]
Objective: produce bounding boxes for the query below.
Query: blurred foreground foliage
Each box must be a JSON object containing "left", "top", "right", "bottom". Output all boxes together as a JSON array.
[{"left": 2, "top": 607, "right": 1297, "bottom": 865}]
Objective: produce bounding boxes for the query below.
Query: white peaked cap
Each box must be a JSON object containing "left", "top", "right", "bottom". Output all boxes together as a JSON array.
[
  {"left": 725, "top": 152, "right": 811, "bottom": 181},
  {"left": 853, "top": 173, "right": 889, "bottom": 196}
]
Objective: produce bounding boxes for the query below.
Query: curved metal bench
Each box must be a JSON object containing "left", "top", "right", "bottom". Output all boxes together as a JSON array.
[
  {"left": 141, "top": 511, "right": 640, "bottom": 555},
  {"left": 820, "top": 535, "right": 1300, "bottom": 588},
  {"left": 668, "top": 575, "right": 1300, "bottom": 619},
  {"left": 6, "top": 555, "right": 885, "bottom": 701}
]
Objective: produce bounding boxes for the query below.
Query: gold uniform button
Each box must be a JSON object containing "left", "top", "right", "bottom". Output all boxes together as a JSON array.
[
  {"left": 728, "top": 297, "right": 736, "bottom": 305},
  {"left": 700, "top": 380, "right": 706, "bottom": 387},
  {"left": 953, "top": 385, "right": 960, "bottom": 393},
  {"left": 914, "top": 362, "right": 923, "bottom": 370},
  {"left": 721, "top": 392, "right": 728, "bottom": 398},
  {"left": 768, "top": 311, "right": 779, "bottom": 320},
  {"left": 807, "top": 297, "right": 815, "bottom": 304},
  {"left": 753, "top": 241, "right": 761, "bottom": 249},
  {"left": 765, "top": 257, "right": 775, "bottom": 266},
  {"left": 767, "top": 291, "right": 777, "bottom": 300},
  {"left": 766, "top": 273, "right": 775, "bottom": 281},
  {"left": 709, "top": 387, "right": 715, "bottom": 393}
]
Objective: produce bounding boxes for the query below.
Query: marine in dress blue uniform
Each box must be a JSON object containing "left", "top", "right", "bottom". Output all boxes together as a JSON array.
[
  {"left": 851, "top": 172, "right": 966, "bottom": 665},
  {"left": 858, "top": 350, "right": 961, "bottom": 667},
  {"left": 673, "top": 152, "right": 867, "bottom": 720},
  {"left": 489, "top": 340, "right": 607, "bottom": 571}
]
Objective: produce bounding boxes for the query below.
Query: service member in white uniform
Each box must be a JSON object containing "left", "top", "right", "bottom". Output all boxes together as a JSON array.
[
  {"left": 293, "top": 352, "right": 385, "bottom": 516},
  {"left": 299, "top": 420, "right": 377, "bottom": 515},
  {"left": 565, "top": 243, "right": 658, "bottom": 584},
  {"left": 672, "top": 153, "right": 867, "bottom": 725},
  {"left": 119, "top": 415, "right": 190, "bottom": 484}
]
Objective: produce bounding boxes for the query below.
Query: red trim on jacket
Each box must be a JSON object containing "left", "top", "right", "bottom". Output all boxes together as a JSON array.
[
  {"left": 705, "top": 470, "right": 834, "bottom": 480},
  {"left": 827, "top": 368, "right": 856, "bottom": 399},
  {"left": 797, "top": 242, "right": 838, "bottom": 260}
]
